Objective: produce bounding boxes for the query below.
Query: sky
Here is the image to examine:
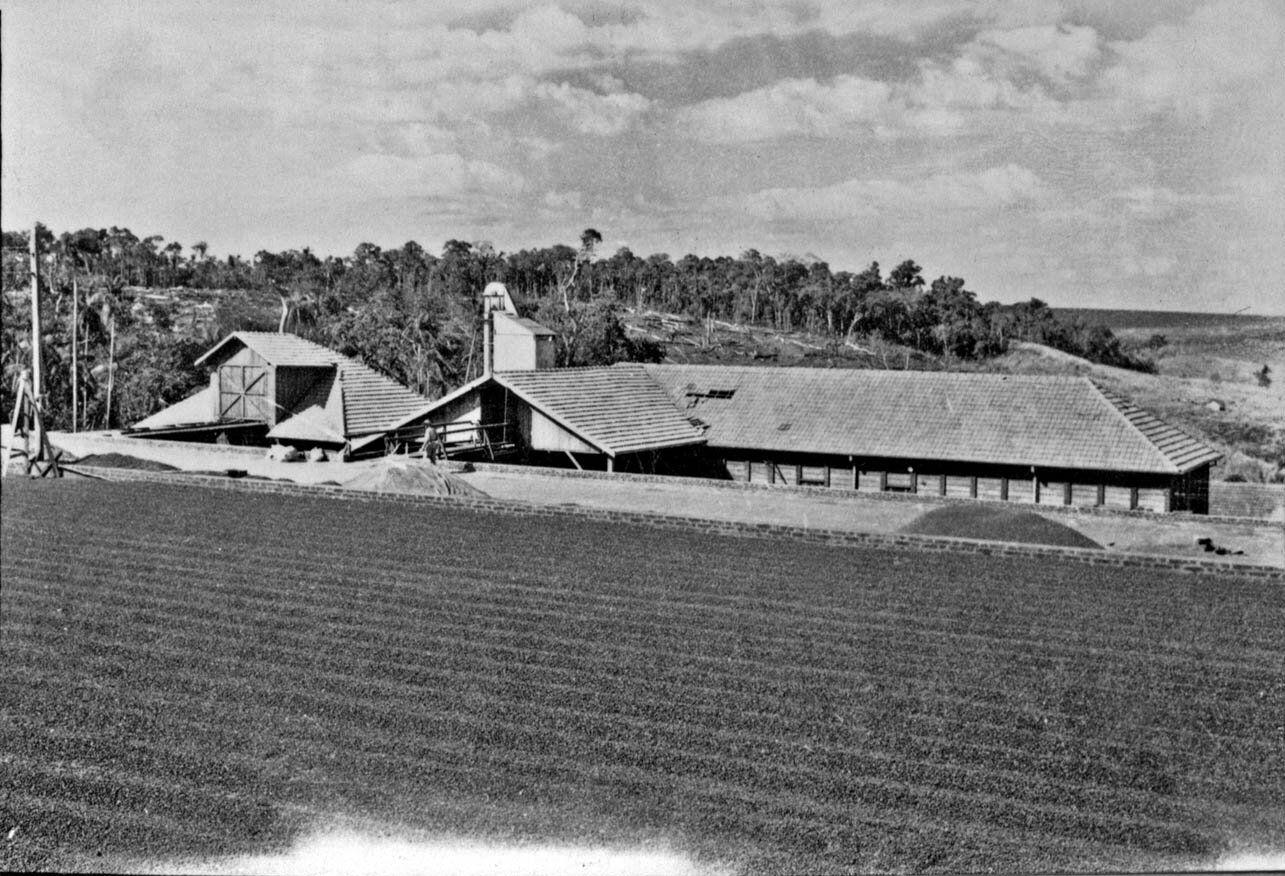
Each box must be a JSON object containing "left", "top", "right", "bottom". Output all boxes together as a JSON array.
[{"left": 3, "top": 0, "right": 1283, "bottom": 313}]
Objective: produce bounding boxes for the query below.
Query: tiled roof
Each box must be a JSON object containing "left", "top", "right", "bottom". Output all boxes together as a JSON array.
[
  {"left": 495, "top": 314, "right": 556, "bottom": 336},
  {"left": 190, "top": 332, "right": 431, "bottom": 438},
  {"left": 266, "top": 404, "right": 347, "bottom": 444},
  {"left": 194, "top": 331, "right": 339, "bottom": 368},
  {"left": 1093, "top": 383, "right": 1223, "bottom": 472},
  {"left": 497, "top": 366, "right": 706, "bottom": 456},
  {"left": 643, "top": 364, "right": 1220, "bottom": 475},
  {"left": 131, "top": 386, "right": 215, "bottom": 430},
  {"left": 337, "top": 359, "right": 433, "bottom": 436}
]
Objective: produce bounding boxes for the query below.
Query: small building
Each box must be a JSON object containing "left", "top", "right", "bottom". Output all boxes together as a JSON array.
[
  {"left": 128, "top": 332, "right": 431, "bottom": 454},
  {"left": 382, "top": 365, "right": 706, "bottom": 472}
]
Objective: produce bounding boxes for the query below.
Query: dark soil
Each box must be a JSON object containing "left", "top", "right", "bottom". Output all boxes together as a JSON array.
[
  {"left": 69, "top": 453, "right": 179, "bottom": 472},
  {"left": 4, "top": 478, "right": 1281, "bottom": 874},
  {"left": 902, "top": 503, "right": 1103, "bottom": 549}
]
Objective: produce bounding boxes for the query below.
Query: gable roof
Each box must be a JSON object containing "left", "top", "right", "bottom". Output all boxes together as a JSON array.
[
  {"left": 494, "top": 314, "right": 556, "bottom": 336},
  {"left": 182, "top": 332, "right": 430, "bottom": 439},
  {"left": 131, "top": 386, "right": 217, "bottom": 431},
  {"left": 266, "top": 404, "right": 347, "bottom": 444},
  {"left": 496, "top": 366, "right": 706, "bottom": 456},
  {"left": 194, "top": 331, "right": 339, "bottom": 368},
  {"left": 643, "top": 364, "right": 1220, "bottom": 475}
]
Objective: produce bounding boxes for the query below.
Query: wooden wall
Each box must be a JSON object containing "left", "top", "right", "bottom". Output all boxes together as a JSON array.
[{"left": 716, "top": 450, "right": 1202, "bottom": 514}]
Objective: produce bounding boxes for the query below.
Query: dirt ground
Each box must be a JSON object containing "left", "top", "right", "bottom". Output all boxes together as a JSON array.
[
  {"left": 32, "top": 431, "right": 1282, "bottom": 569},
  {"left": 460, "top": 469, "right": 1282, "bottom": 568}
]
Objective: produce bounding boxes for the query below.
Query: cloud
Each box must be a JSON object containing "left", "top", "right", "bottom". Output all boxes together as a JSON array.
[
  {"left": 728, "top": 164, "right": 1049, "bottom": 222},
  {"left": 677, "top": 75, "right": 893, "bottom": 142},
  {"left": 1101, "top": 0, "right": 1284, "bottom": 119},
  {"left": 975, "top": 23, "right": 1103, "bottom": 83},
  {"left": 340, "top": 153, "right": 526, "bottom": 199},
  {"left": 532, "top": 81, "right": 652, "bottom": 135}
]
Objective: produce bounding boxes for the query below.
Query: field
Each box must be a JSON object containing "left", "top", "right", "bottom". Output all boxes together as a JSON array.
[{"left": 3, "top": 478, "right": 1284, "bottom": 874}]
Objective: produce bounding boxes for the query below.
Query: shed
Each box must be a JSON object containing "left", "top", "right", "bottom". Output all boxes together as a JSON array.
[
  {"left": 128, "top": 332, "right": 430, "bottom": 452},
  {"left": 381, "top": 365, "right": 706, "bottom": 471}
]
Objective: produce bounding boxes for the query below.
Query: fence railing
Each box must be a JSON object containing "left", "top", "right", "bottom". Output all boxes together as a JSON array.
[{"left": 383, "top": 421, "right": 514, "bottom": 460}]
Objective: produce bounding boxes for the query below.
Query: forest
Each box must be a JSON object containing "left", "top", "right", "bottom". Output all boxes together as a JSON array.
[{"left": 1, "top": 225, "right": 1154, "bottom": 432}]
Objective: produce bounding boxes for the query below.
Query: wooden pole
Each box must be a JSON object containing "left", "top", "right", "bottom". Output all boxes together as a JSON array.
[
  {"left": 30, "top": 225, "right": 44, "bottom": 453},
  {"left": 29, "top": 226, "right": 42, "bottom": 403},
  {"left": 72, "top": 275, "right": 79, "bottom": 432}
]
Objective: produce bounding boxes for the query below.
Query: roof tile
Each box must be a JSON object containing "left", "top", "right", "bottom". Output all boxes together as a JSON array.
[{"left": 643, "top": 365, "right": 1219, "bottom": 474}]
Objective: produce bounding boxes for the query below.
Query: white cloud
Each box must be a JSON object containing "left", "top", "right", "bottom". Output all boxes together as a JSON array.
[
  {"left": 1101, "top": 0, "right": 1284, "bottom": 119},
  {"left": 340, "top": 153, "right": 526, "bottom": 199},
  {"left": 678, "top": 76, "right": 894, "bottom": 143},
  {"left": 532, "top": 82, "right": 652, "bottom": 136},
  {"left": 729, "top": 164, "right": 1050, "bottom": 222}
]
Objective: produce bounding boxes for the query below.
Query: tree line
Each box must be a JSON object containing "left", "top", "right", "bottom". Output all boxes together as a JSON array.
[{"left": 1, "top": 225, "right": 1154, "bottom": 431}]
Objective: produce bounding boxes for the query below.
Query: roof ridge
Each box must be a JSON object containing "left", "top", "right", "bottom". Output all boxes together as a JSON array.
[{"left": 643, "top": 363, "right": 1087, "bottom": 383}]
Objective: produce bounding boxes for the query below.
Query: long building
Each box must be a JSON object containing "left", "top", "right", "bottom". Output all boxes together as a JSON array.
[
  {"left": 131, "top": 319, "right": 1222, "bottom": 514},
  {"left": 392, "top": 362, "right": 1220, "bottom": 514}
]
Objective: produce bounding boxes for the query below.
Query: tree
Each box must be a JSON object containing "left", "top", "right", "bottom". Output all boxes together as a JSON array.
[{"left": 887, "top": 259, "right": 924, "bottom": 290}]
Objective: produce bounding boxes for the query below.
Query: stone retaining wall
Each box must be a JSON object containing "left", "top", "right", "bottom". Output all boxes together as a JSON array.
[{"left": 69, "top": 466, "right": 1285, "bottom": 583}]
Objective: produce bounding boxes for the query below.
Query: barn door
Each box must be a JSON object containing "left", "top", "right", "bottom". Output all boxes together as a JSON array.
[{"left": 219, "top": 365, "right": 268, "bottom": 421}]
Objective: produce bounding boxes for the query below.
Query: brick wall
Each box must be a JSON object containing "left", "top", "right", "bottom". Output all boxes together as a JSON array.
[{"left": 1210, "top": 482, "right": 1285, "bottom": 520}]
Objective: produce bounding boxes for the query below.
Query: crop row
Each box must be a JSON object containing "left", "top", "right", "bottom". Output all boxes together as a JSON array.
[
  {"left": 7, "top": 600, "right": 1275, "bottom": 828},
  {"left": 9, "top": 552, "right": 1279, "bottom": 756},
  {"left": 5, "top": 492, "right": 1277, "bottom": 643},
  {"left": 10, "top": 670, "right": 1219, "bottom": 861},
  {"left": 5, "top": 479, "right": 1282, "bottom": 873},
  {"left": 8, "top": 544, "right": 1280, "bottom": 697},
  {"left": 7, "top": 567, "right": 1279, "bottom": 771},
  {"left": 8, "top": 567, "right": 1278, "bottom": 768}
]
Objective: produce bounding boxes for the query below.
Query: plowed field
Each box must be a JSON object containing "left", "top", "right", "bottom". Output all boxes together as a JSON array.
[{"left": 3, "top": 478, "right": 1283, "bottom": 873}]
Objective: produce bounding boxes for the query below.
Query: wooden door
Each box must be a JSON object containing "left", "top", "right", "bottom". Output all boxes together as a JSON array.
[{"left": 219, "top": 365, "right": 268, "bottom": 421}]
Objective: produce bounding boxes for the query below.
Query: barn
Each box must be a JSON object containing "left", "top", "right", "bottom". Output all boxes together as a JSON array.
[{"left": 128, "top": 332, "right": 431, "bottom": 453}]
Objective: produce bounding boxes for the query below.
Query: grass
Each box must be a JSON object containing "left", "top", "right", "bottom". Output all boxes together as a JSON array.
[{"left": 3, "top": 478, "right": 1283, "bottom": 873}]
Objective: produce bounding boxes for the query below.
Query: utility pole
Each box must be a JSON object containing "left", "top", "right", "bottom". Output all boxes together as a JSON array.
[
  {"left": 30, "top": 224, "right": 43, "bottom": 449},
  {"left": 72, "top": 274, "right": 79, "bottom": 432},
  {"left": 3, "top": 223, "right": 61, "bottom": 477}
]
